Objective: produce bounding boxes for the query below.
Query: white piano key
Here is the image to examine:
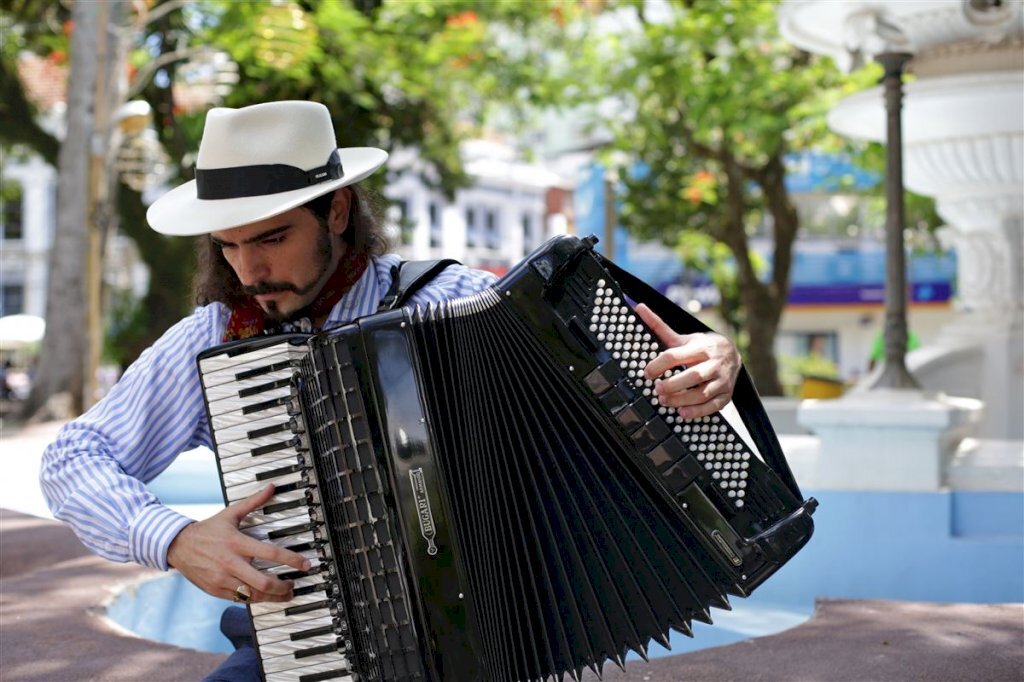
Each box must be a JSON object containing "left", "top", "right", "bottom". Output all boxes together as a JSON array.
[
  {"left": 264, "top": 659, "right": 351, "bottom": 682},
  {"left": 225, "top": 470, "right": 304, "bottom": 502},
  {"left": 212, "top": 404, "right": 291, "bottom": 436},
  {"left": 260, "top": 555, "right": 324, "bottom": 577},
  {"left": 203, "top": 369, "right": 296, "bottom": 402},
  {"left": 244, "top": 513, "right": 314, "bottom": 542},
  {"left": 252, "top": 604, "right": 332, "bottom": 631},
  {"left": 222, "top": 458, "right": 304, "bottom": 488},
  {"left": 240, "top": 502, "right": 313, "bottom": 530},
  {"left": 219, "top": 445, "right": 298, "bottom": 473},
  {"left": 254, "top": 614, "right": 335, "bottom": 646},
  {"left": 249, "top": 589, "right": 330, "bottom": 616},
  {"left": 252, "top": 546, "right": 320, "bottom": 572},
  {"left": 199, "top": 344, "right": 305, "bottom": 378},
  {"left": 260, "top": 633, "right": 339, "bottom": 659},
  {"left": 262, "top": 649, "right": 348, "bottom": 675},
  {"left": 207, "top": 384, "right": 295, "bottom": 418}
]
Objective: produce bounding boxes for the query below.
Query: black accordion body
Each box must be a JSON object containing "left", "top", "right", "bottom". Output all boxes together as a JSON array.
[{"left": 197, "top": 235, "right": 817, "bottom": 682}]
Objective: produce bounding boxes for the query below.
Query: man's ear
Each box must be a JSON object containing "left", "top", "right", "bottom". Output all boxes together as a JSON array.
[{"left": 328, "top": 187, "right": 352, "bottom": 237}]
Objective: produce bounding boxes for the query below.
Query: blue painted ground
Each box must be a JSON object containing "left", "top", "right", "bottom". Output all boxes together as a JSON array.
[{"left": 116, "top": 455, "right": 1023, "bottom": 655}]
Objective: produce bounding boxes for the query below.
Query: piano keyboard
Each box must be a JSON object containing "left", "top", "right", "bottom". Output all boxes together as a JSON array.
[{"left": 199, "top": 337, "right": 354, "bottom": 682}]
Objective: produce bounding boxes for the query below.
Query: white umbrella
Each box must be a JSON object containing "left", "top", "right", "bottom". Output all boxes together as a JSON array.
[{"left": 0, "top": 314, "right": 46, "bottom": 348}]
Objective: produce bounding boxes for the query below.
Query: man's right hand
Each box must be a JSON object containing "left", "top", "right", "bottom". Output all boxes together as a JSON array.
[{"left": 167, "top": 483, "right": 311, "bottom": 603}]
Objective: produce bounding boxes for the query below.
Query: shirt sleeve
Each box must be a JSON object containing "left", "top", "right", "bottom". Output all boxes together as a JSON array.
[{"left": 39, "top": 305, "right": 226, "bottom": 570}]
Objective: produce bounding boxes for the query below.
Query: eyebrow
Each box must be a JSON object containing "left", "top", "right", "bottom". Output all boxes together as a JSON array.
[{"left": 211, "top": 224, "right": 292, "bottom": 248}]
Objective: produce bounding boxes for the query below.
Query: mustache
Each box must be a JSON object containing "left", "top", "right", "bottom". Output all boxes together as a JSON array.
[{"left": 243, "top": 282, "right": 298, "bottom": 296}]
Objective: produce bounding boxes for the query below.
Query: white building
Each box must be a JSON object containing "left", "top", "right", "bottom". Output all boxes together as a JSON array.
[{"left": 385, "top": 140, "right": 571, "bottom": 274}]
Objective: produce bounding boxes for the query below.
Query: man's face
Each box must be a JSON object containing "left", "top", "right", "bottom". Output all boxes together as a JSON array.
[{"left": 211, "top": 200, "right": 346, "bottom": 321}]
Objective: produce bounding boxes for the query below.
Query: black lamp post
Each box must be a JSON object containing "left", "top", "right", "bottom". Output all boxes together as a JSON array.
[{"left": 870, "top": 51, "right": 920, "bottom": 390}]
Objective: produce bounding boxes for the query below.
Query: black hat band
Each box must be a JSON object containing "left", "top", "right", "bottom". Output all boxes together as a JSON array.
[{"left": 194, "top": 150, "right": 344, "bottom": 200}]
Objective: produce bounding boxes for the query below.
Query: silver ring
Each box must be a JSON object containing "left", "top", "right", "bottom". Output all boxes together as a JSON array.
[{"left": 233, "top": 584, "right": 252, "bottom": 603}]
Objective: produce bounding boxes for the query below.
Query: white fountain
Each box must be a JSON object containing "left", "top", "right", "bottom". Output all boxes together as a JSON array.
[{"left": 778, "top": 0, "right": 1023, "bottom": 491}]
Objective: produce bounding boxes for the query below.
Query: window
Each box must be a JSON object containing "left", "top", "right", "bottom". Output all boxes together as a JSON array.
[
  {"left": 429, "top": 202, "right": 441, "bottom": 248},
  {"left": 522, "top": 214, "right": 533, "bottom": 253},
  {"left": 465, "top": 207, "right": 477, "bottom": 248},
  {"left": 392, "top": 198, "right": 413, "bottom": 245},
  {"left": 1, "top": 284, "right": 24, "bottom": 316},
  {"left": 1, "top": 180, "right": 24, "bottom": 241},
  {"left": 484, "top": 209, "right": 500, "bottom": 249}
]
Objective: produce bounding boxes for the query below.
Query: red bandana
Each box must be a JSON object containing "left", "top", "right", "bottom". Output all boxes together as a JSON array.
[{"left": 223, "top": 252, "right": 369, "bottom": 342}]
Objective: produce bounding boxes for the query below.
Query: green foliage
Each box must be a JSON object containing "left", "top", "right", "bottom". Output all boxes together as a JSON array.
[{"left": 564, "top": 0, "right": 891, "bottom": 393}]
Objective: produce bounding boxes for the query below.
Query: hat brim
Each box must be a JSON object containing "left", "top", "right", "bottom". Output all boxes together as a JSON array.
[{"left": 146, "top": 147, "right": 388, "bottom": 236}]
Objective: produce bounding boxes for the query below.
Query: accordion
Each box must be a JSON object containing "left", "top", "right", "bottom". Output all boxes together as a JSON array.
[{"left": 197, "top": 235, "right": 817, "bottom": 682}]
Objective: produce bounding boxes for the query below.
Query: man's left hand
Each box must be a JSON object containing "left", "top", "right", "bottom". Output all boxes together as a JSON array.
[{"left": 636, "top": 303, "right": 741, "bottom": 420}]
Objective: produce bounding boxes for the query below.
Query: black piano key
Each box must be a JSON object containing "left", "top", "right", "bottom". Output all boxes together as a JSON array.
[
  {"left": 284, "top": 541, "right": 317, "bottom": 553},
  {"left": 262, "top": 498, "right": 306, "bottom": 516},
  {"left": 251, "top": 438, "right": 297, "bottom": 457},
  {"left": 271, "top": 481, "right": 310, "bottom": 495},
  {"left": 247, "top": 421, "right": 290, "bottom": 439},
  {"left": 242, "top": 395, "right": 291, "bottom": 415},
  {"left": 285, "top": 599, "right": 331, "bottom": 617},
  {"left": 299, "top": 668, "right": 350, "bottom": 682},
  {"left": 267, "top": 521, "right": 315, "bottom": 540},
  {"left": 239, "top": 377, "right": 292, "bottom": 398},
  {"left": 256, "top": 463, "right": 304, "bottom": 482},
  {"left": 290, "top": 624, "right": 334, "bottom": 641},
  {"left": 235, "top": 359, "right": 292, "bottom": 381}
]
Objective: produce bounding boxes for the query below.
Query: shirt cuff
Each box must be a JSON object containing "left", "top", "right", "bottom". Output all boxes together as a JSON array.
[{"left": 128, "top": 504, "right": 196, "bottom": 570}]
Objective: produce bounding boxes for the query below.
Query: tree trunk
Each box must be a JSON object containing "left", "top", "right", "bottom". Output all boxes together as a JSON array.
[
  {"left": 21, "top": 1, "right": 101, "bottom": 418},
  {"left": 741, "top": 286, "right": 785, "bottom": 396},
  {"left": 717, "top": 148, "right": 787, "bottom": 396},
  {"left": 743, "top": 151, "right": 800, "bottom": 396}
]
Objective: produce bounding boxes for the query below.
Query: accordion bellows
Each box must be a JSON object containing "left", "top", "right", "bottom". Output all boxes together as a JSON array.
[{"left": 198, "top": 235, "right": 817, "bottom": 682}]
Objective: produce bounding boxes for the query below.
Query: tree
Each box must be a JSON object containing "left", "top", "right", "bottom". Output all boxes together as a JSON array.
[
  {"left": 2, "top": 0, "right": 577, "bottom": 414},
  {"left": 575, "top": 0, "right": 872, "bottom": 395}
]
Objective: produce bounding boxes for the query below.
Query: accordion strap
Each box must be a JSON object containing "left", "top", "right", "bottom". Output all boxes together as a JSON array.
[
  {"left": 598, "top": 255, "right": 804, "bottom": 502},
  {"left": 378, "top": 259, "right": 461, "bottom": 311}
]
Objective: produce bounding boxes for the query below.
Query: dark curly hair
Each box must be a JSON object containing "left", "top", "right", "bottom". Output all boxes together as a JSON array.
[{"left": 193, "top": 184, "right": 391, "bottom": 308}]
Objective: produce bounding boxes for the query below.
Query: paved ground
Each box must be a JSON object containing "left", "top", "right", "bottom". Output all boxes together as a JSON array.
[
  {"left": 1, "top": 509, "right": 1021, "bottom": 682},
  {"left": 2, "top": 421, "right": 1022, "bottom": 681}
]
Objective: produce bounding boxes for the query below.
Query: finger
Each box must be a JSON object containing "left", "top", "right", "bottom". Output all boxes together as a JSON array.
[
  {"left": 225, "top": 483, "right": 277, "bottom": 523},
  {"left": 238, "top": 535, "right": 312, "bottom": 572},
  {"left": 229, "top": 559, "right": 295, "bottom": 600},
  {"left": 644, "top": 344, "right": 706, "bottom": 380},
  {"left": 677, "top": 391, "right": 732, "bottom": 420},
  {"left": 656, "top": 362, "right": 715, "bottom": 394},
  {"left": 216, "top": 582, "right": 284, "bottom": 605},
  {"left": 634, "top": 303, "right": 680, "bottom": 348}
]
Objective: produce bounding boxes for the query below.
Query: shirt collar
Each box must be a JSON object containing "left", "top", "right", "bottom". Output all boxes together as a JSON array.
[{"left": 324, "top": 254, "right": 401, "bottom": 329}]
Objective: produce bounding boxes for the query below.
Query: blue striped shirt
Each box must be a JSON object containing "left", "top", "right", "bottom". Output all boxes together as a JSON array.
[{"left": 39, "top": 255, "right": 496, "bottom": 570}]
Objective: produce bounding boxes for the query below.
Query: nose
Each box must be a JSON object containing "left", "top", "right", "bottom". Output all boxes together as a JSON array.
[{"left": 232, "top": 246, "right": 270, "bottom": 286}]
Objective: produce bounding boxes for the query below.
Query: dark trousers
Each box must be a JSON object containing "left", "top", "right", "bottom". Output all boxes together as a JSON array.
[{"left": 203, "top": 607, "right": 262, "bottom": 682}]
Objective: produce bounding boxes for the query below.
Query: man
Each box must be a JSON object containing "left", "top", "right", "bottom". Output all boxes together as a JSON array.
[{"left": 40, "top": 101, "right": 741, "bottom": 679}]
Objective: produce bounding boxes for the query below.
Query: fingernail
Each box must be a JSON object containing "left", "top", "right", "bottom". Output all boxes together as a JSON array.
[{"left": 301, "top": 559, "right": 311, "bottom": 571}]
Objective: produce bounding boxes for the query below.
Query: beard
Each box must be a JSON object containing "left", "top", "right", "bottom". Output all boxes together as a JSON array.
[{"left": 245, "top": 228, "right": 335, "bottom": 322}]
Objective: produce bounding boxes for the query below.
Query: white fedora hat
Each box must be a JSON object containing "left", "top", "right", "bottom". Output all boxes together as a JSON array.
[{"left": 146, "top": 101, "right": 388, "bottom": 236}]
